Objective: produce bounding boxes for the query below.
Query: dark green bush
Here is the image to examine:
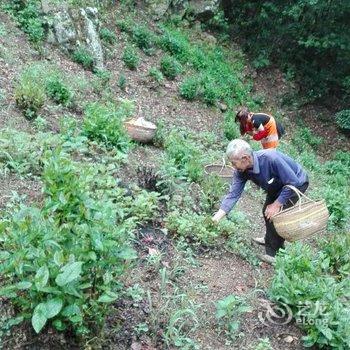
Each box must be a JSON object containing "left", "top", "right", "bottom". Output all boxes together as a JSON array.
[
  {"left": 179, "top": 77, "right": 200, "bottom": 101},
  {"left": 72, "top": 48, "right": 94, "bottom": 70},
  {"left": 225, "top": 1, "right": 350, "bottom": 105},
  {"left": 224, "top": 111, "right": 240, "bottom": 140},
  {"left": 335, "top": 110, "right": 350, "bottom": 131},
  {"left": 46, "top": 78, "right": 72, "bottom": 106},
  {"left": 82, "top": 101, "right": 133, "bottom": 151},
  {"left": 99, "top": 27, "right": 116, "bottom": 45},
  {"left": 160, "top": 55, "right": 182, "bottom": 80},
  {"left": 132, "top": 25, "right": 155, "bottom": 54},
  {"left": 270, "top": 236, "right": 350, "bottom": 349},
  {"left": 122, "top": 46, "right": 140, "bottom": 70},
  {"left": 5, "top": 0, "right": 45, "bottom": 43}
]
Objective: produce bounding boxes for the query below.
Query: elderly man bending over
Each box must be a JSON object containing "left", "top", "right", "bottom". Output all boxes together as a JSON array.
[{"left": 212, "top": 139, "right": 309, "bottom": 264}]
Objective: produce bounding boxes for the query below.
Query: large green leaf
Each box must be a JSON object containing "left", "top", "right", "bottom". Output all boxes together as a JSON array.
[
  {"left": 55, "top": 261, "right": 83, "bottom": 286},
  {"left": 32, "top": 303, "right": 47, "bottom": 333},
  {"left": 35, "top": 266, "right": 49, "bottom": 289},
  {"left": 45, "top": 298, "right": 63, "bottom": 319},
  {"left": 97, "top": 291, "right": 118, "bottom": 303}
]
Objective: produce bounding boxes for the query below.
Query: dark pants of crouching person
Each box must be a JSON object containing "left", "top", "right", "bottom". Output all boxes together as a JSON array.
[{"left": 263, "top": 182, "right": 309, "bottom": 257}]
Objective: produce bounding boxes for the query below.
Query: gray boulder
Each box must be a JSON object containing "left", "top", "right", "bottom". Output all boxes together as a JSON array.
[{"left": 41, "top": 1, "right": 104, "bottom": 70}]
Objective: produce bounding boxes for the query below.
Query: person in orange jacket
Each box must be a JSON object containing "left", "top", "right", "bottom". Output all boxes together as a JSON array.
[{"left": 235, "top": 107, "right": 284, "bottom": 149}]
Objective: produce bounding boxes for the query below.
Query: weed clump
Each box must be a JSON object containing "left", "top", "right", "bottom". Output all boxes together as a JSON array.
[
  {"left": 160, "top": 55, "right": 182, "bottom": 80},
  {"left": 72, "top": 47, "right": 94, "bottom": 70},
  {"left": 122, "top": 46, "right": 140, "bottom": 70}
]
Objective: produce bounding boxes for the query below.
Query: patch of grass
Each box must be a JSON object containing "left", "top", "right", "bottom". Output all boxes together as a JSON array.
[
  {"left": 82, "top": 101, "right": 133, "bottom": 152},
  {"left": 335, "top": 109, "right": 350, "bottom": 132},
  {"left": 118, "top": 73, "right": 127, "bottom": 91},
  {"left": 72, "top": 47, "right": 94, "bottom": 70},
  {"left": 4, "top": 0, "right": 45, "bottom": 43},
  {"left": 99, "top": 27, "right": 116, "bottom": 45},
  {"left": 160, "top": 55, "right": 182, "bottom": 80},
  {"left": 45, "top": 77, "right": 72, "bottom": 106},
  {"left": 179, "top": 76, "right": 200, "bottom": 101},
  {"left": 132, "top": 24, "right": 156, "bottom": 55},
  {"left": 122, "top": 45, "right": 140, "bottom": 70},
  {"left": 148, "top": 67, "right": 164, "bottom": 84},
  {"left": 15, "top": 78, "right": 45, "bottom": 120}
]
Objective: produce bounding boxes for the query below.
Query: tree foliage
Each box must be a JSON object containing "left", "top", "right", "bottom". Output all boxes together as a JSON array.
[{"left": 223, "top": 0, "right": 350, "bottom": 105}]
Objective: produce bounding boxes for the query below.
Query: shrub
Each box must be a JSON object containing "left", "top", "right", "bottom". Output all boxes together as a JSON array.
[
  {"left": 293, "top": 126, "right": 323, "bottom": 150},
  {"left": 335, "top": 109, "right": 350, "bottom": 131},
  {"left": 270, "top": 237, "right": 350, "bottom": 349},
  {"left": 179, "top": 76, "right": 200, "bottom": 100},
  {"left": 15, "top": 78, "right": 45, "bottom": 119},
  {"left": 99, "top": 27, "right": 116, "bottom": 45},
  {"left": 5, "top": 0, "right": 45, "bottom": 43},
  {"left": 45, "top": 78, "right": 72, "bottom": 106},
  {"left": 118, "top": 73, "right": 127, "bottom": 91},
  {"left": 224, "top": 110, "right": 240, "bottom": 140},
  {"left": 82, "top": 101, "right": 133, "bottom": 151},
  {"left": 132, "top": 25, "right": 155, "bottom": 54},
  {"left": 148, "top": 67, "right": 164, "bottom": 84},
  {"left": 0, "top": 152, "right": 137, "bottom": 335},
  {"left": 0, "top": 129, "right": 59, "bottom": 176},
  {"left": 122, "top": 46, "right": 140, "bottom": 70},
  {"left": 160, "top": 55, "right": 182, "bottom": 80},
  {"left": 165, "top": 210, "right": 237, "bottom": 246},
  {"left": 72, "top": 48, "right": 94, "bottom": 70},
  {"left": 163, "top": 130, "right": 203, "bottom": 182},
  {"left": 115, "top": 18, "right": 133, "bottom": 33},
  {"left": 158, "top": 29, "right": 189, "bottom": 62}
]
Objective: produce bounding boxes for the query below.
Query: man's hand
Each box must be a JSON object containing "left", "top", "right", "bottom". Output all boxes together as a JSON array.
[
  {"left": 264, "top": 201, "right": 282, "bottom": 220},
  {"left": 212, "top": 209, "right": 226, "bottom": 223}
]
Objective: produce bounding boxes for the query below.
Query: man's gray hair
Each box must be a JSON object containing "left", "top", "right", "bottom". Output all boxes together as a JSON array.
[{"left": 226, "top": 139, "right": 252, "bottom": 159}]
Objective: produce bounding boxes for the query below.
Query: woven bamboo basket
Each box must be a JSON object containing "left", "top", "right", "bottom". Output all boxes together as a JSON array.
[
  {"left": 204, "top": 159, "right": 234, "bottom": 183},
  {"left": 124, "top": 117, "right": 157, "bottom": 143},
  {"left": 272, "top": 185, "right": 329, "bottom": 242}
]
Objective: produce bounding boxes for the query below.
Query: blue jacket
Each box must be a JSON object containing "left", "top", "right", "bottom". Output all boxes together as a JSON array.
[{"left": 220, "top": 149, "right": 309, "bottom": 213}]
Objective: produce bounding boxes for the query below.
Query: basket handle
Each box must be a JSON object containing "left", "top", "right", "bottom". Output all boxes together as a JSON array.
[
  {"left": 217, "top": 157, "right": 226, "bottom": 175},
  {"left": 275, "top": 185, "right": 314, "bottom": 215}
]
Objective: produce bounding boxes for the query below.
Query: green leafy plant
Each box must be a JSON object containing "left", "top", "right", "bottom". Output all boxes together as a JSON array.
[
  {"left": 45, "top": 77, "right": 72, "bottom": 106},
  {"left": 293, "top": 126, "right": 323, "bottom": 150},
  {"left": 99, "top": 27, "right": 116, "bottom": 45},
  {"left": 160, "top": 55, "right": 182, "bottom": 80},
  {"left": 148, "top": 67, "right": 164, "bottom": 84},
  {"left": 82, "top": 101, "right": 133, "bottom": 151},
  {"left": 0, "top": 151, "right": 138, "bottom": 335},
  {"left": 0, "top": 129, "right": 59, "bottom": 176},
  {"left": 224, "top": 110, "right": 240, "bottom": 140},
  {"left": 14, "top": 78, "right": 45, "bottom": 119},
  {"left": 335, "top": 109, "right": 350, "bottom": 132},
  {"left": 163, "top": 130, "right": 203, "bottom": 182},
  {"left": 5, "top": 0, "right": 45, "bottom": 43},
  {"left": 122, "top": 45, "right": 140, "bottom": 70},
  {"left": 165, "top": 210, "right": 237, "bottom": 246},
  {"left": 270, "top": 236, "right": 350, "bottom": 349},
  {"left": 132, "top": 24, "right": 155, "bottom": 54},
  {"left": 216, "top": 294, "right": 251, "bottom": 340},
  {"left": 179, "top": 76, "right": 200, "bottom": 101},
  {"left": 72, "top": 47, "right": 94, "bottom": 70},
  {"left": 118, "top": 73, "right": 127, "bottom": 91}
]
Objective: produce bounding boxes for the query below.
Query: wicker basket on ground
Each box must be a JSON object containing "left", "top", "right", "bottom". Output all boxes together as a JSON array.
[
  {"left": 204, "top": 160, "right": 234, "bottom": 183},
  {"left": 272, "top": 185, "right": 329, "bottom": 242},
  {"left": 124, "top": 117, "right": 157, "bottom": 143}
]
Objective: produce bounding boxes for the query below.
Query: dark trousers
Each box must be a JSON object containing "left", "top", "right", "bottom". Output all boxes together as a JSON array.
[{"left": 263, "top": 183, "right": 309, "bottom": 256}]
